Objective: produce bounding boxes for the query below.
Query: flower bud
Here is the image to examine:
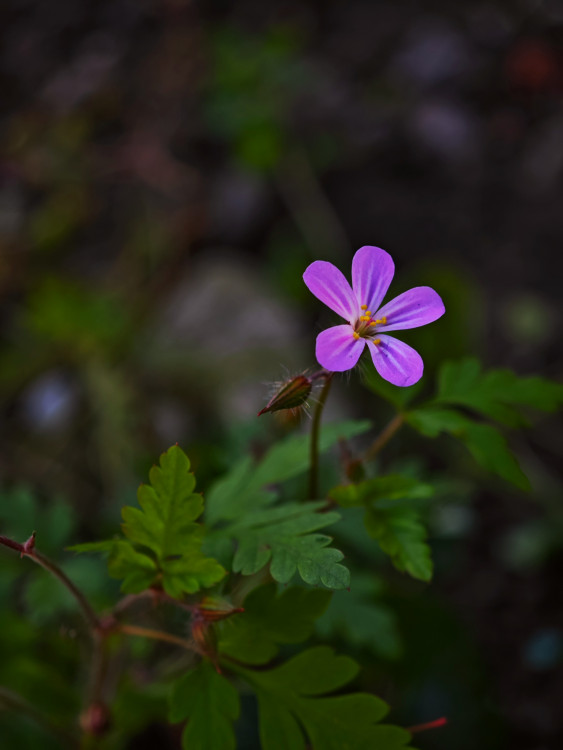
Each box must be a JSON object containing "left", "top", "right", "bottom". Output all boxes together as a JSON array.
[
  {"left": 258, "top": 374, "right": 312, "bottom": 416},
  {"left": 80, "top": 701, "right": 111, "bottom": 736},
  {"left": 196, "top": 596, "right": 244, "bottom": 622}
]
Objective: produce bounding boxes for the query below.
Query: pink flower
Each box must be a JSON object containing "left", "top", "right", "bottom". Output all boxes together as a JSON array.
[{"left": 303, "top": 246, "right": 445, "bottom": 386}]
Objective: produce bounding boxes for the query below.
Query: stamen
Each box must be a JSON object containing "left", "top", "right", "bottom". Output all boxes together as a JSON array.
[
  {"left": 369, "top": 321, "right": 377, "bottom": 326},
  {"left": 372, "top": 316, "right": 387, "bottom": 325},
  {"left": 365, "top": 311, "right": 371, "bottom": 317},
  {"left": 371, "top": 338, "right": 381, "bottom": 345},
  {"left": 360, "top": 304, "right": 367, "bottom": 310},
  {"left": 353, "top": 332, "right": 360, "bottom": 340}
]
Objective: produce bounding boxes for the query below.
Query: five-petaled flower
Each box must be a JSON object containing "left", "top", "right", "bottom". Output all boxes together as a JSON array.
[{"left": 303, "top": 246, "right": 445, "bottom": 386}]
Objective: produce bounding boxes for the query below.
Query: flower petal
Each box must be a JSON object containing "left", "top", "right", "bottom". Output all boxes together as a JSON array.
[
  {"left": 369, "top": 335, "right": 423, "bottom": 386},
  {"left": 351, "top": 246, "right": 395, "bottom": 314},
  {"left": 315, "top": 325, "right": 366, "bottom": 372},
  {"left": 375, "top": 286, "right": 445, "bottom": 332},
  {"left": 303, "top": 261, "right": 358, "bottom": 322}
]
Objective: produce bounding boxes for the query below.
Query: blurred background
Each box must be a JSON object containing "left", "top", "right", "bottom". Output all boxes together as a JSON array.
[{"left": 1, "top": 0, "right": 562, "bottom": 748}]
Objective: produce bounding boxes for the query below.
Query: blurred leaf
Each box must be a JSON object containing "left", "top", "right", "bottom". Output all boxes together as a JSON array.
[
  {"left": 436, "top": 357, "right": 563, "bottom": 426},
  {"left": 219, "top": 583, "right": 331, "bottom": 665},
  {"left": 360, "top": 361, "right": 422, "bottom": 409},
  {"left": 170, "top": 660, "right": 239, "bottom": 750},
  {"left": 25, "top": 278, "right": 129, "bottom": 355},
  {"left": 407, "top": 407, "right": 530, "bottom": 490},
  {"left": 206, "top": 420, "right": 372, "bottom": 524},
  {"left": 237, "top": 646, "right": 412, "bottom": 750},
  {"left": 330, "top": 475, "right": 433, "bottom": 508},
  {"left": 316, "top": 580, "right": 402, "bottom": 660}
]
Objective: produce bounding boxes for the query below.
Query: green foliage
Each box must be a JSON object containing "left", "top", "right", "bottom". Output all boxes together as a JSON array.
[
  {"left": 228, "top": 501, "right": 349, "bottom": 589},
  {"left": 330, "top": 475, "right": 433, "bottom": 508},
  {"left": 205, "top": 421, "right": 371, "bottom": 589},
  {"left": 403, "top": 358, "right": 563, "bottom": 489},
  {"left": 436, "top": 357, "right": 563, "bottom": 426},
  {"left": 407, "top": 407, "right": 529, "bottom": 490},
  {"left": 71, "top": 446, "right": 225, "bottom": 597},
  {"left": 364, "top": 505, "right": 433, "bottom": 582},
  {"left": 236, "top": 646, "right": 413, "bottom": 750},
  {"left": 25, "top": 277, "right": 129, "bottom": 355},
  {"left": 170, "top": 660, "right": 240, "bottom": 750},
  {"left": 330, "top": 476, "right": 433, "bottom": 581},
  {"left": 316, "top": 573, "right": 402, "bottom": 660},
  {"left": 219, "top": 583, "right": 331, "bottom": 665}
]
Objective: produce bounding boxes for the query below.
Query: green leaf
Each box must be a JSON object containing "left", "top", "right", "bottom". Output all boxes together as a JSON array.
[
  {"left": 219, "top": 583, "right": 331, "bottom": 665},
  {"left": 364, "top": 506, "right": 433, "bottom": 582},
  {"left": 206, "top": 420, "right": 372, "bottom": 524},
  {"left": 408, "top": 407, "right": 530, "bottom": 490},
  {"left": 316, "top": 575, "right": 402, "bottom": 660},
  {"left": 122, "top": 445, "right": 204, "bottom": 558},
  {"left": 360, "top": 360, "right": 423, "bottom": 409},
  {"left": 237, "top": 647, "right": 412, "bottom": 750},
  {"left": 436, "top": 357, "right": 563, "bottom": 426},
  {"left": 170, "top": 660, "right": 239, "bottom": 750},
  {"left": 222, "top": 502, "right": 349, "bottom": 589},
  {"left": 107, "top": 541, "right": 159, "bottom": 594},
  {"left": 329, "top": 475, "right": 433, "bottom": 508},
  {"left": 72, "top": 445, "right": 225, "bottom": 597}
]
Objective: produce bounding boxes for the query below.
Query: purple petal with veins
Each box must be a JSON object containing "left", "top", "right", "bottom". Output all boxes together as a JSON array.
[
  {"left": 303, "top": 261, "right": 359, "bottom": 322},
  {"left": 352, "top": 246, "right": 395, "bottom": 314},
  {"left": 375, "top": 286, "right": 445, "bottom": 332},
  {"left": 369, "top": 335, "right": 423, "bottom": 386},
  {"left": 315, "top": 325, "right": 366, "bottom": 372}
]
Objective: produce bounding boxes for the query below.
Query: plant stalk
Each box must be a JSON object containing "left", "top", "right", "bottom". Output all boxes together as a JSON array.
[{"left": 308, "top": 372, "right": 333, "bottom": 499}]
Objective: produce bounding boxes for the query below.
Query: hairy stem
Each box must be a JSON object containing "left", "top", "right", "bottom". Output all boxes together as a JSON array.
[
  {"left": 0, "top": 534, "right": 101, "bottom": 632},
  {"left": 363, "top": 413, "right": 404, "bottom": 462},
  {"left": 308, "top": 373, "right": 334, "bottom": 499},
  {"left": 0, "top": 685, "right": 79, "bottom": 748}
]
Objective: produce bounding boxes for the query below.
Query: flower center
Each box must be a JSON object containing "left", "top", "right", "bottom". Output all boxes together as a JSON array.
[{"left": 352, "top": 304, "right": 386, "bottom": 341}]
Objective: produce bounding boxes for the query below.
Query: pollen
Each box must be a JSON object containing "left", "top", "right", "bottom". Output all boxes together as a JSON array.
[
  {"left": 353, "top": 332, "right": 360, "bottom": 340},
  {"left": 369, "top": 321, "right": 377, "bottom": 326},
  {"left": 360, "top": 304, "right": 367, "bottom": 310},
  {"left": 371, "top": 338, "right": 381, "bottom": 345},
  {"left": 373, "top": 316, "right": 387, "bottom": 325}
]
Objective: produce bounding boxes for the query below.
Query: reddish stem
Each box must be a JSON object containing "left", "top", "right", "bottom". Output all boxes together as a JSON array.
[{"left": 407, "top": 716, "right": 448, "bottom": 734}]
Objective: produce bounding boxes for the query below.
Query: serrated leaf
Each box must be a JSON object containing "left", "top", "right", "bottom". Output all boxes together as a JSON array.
[
  {"left": 219, "top": 583, "right": 331, "bottom": 665},
  {"left": 122, "top": 445, "right": 204, "bottom": 558},
  {"left": 206, "top": 420, "right": 372, "bottom": 524},
  {"left": 364, "top": 506, "right": 433, "bottom": 582},
  {"left": 436, "top": 357, "right": 563, "bottom": 426},
  {"left": 408, "top": 407, "right": 530, "bottom": 490},
  {"left": 72, "top": 445, "right": 225, "bottom": 597},
  {"left": 219, "top": 502, "right": 349, "bottom": 588},
  {"left": 236, "top": 646, "right": 412, "bottom": 750},
  {"left": 330, "top": 475, "right": 433, "bottom": 508},
  {"left": 170, "top": 660, "right": 239, "bottom": 750}
]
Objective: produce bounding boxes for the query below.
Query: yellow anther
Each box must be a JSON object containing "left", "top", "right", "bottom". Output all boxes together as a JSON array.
[
  {"left": 353, "top": 332, "right": 360, "bottom": 340},
  {"left": 372, "top": 338, "right": 381, "bottom": 345},
  {"left": 373, "top": 317, "right": 387, "bottom": 325},
  {"left": 360, "top": 315, "right": 370, "bottom": 321},
  {"left": 369, "top": 320, "right": 377, "bottom": 326},
  {"left": 360, "top": 304, "right": 367, "bottom": 310},
  {"left": 365, "top": 311, "right": 371, "bottom": 316}
]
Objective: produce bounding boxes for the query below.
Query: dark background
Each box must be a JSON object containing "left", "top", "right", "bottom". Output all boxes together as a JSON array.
[{"left": 1, "top": 1, "right": 562, "bottom": 748}]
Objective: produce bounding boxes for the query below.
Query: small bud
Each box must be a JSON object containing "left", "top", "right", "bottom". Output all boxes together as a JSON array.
[
  {"left": 21, "top": 531, "right": 36, "bottom": 557},
  {"left": 196, "top": 596, "right": 244, "bottom": 623},
  {"left": 80, "top": 701, "right": 111, "bottom": 736},
  {"left": 258, "top": 374, "right": 313, "bottom": 416}
]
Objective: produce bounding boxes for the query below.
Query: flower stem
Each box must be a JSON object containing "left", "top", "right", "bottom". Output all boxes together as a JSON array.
[
  {"left": 116, "top": 623, "right": 196, "bottom": 652},
  {"left": 363, "top": 413, "right": 404, "bottom": 461},
  {"left": 0, "top": 534, "right": 101, "bottom": 632},
  {"left": 0, "top": 685, "right": 80, "bottom": 748},
  {"left": 308, "top": 372, "right": 333, "bottom": 499}
]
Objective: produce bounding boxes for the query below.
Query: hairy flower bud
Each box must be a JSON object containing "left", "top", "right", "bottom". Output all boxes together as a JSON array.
[{"left": 258, "top": 374, "right": 313, "bottom": 416}]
